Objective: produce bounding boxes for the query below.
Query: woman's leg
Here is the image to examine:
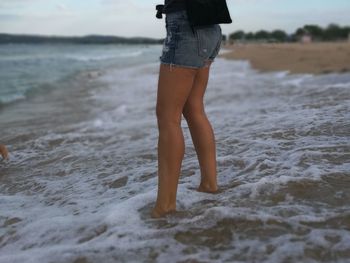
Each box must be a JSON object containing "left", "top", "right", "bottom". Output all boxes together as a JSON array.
[
  {"left": 0, "top": 145, "right": 9, "bottom": 160},
  {"left": 182, "top": 62, "right": 218, "bottom": 193},
  {"left": 152, "top": 63, "right": 197, "bottom": 218}
]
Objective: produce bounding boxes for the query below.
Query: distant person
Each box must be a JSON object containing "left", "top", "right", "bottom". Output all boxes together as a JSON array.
[
  {"left": 152, "top": 0, "right": 227, "bottom": 218},
  {"left": 0, "top": 145, "right": 9, "bottom": 160}
]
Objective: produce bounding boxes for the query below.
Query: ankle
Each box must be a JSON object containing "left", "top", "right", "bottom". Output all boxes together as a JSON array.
[
  {"left": 151, "top": 204, "right": 176, "bottom": 218},
  {"left": 198, "top": 181, "right": 218, "bottom": 193}
]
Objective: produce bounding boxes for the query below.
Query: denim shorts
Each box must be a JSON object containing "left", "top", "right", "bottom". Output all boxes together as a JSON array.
[{"left": 159, "top": 10, "right": 222, "bottom": 69}]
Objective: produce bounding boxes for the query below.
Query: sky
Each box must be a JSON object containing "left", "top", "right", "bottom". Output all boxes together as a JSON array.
[{"left": 0, "top": 0, "right": 350, "bottom": 38}]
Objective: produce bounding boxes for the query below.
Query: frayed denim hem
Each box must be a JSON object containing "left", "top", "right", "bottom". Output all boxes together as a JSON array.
[{"left": 160, "top": 60, "right": 214, "bottom": 71}]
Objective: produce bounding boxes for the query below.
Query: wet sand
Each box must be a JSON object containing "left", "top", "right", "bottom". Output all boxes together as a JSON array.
[
  {"left": 1, "top": 44, "right": 350, "bottom": 263},
  {"left": 220, "top": 42, "right": 350, "bottom": 74}
]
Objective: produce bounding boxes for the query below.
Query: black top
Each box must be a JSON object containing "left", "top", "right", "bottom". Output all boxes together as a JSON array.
[{"left": 164, "top": 0, "right": 186, "bottom": 14}]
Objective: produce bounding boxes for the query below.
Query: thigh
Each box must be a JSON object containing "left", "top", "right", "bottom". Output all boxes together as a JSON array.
[
  {"left": 156, "top": 64, "right": 197, "bottom": 121},
  {"left": 183, "top": 62, "right": 212, "bottom": 116}
]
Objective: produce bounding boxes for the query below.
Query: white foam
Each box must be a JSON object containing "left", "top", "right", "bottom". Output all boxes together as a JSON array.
[{"left": 1, "top": 56, "right": 350, "bottom": 263}]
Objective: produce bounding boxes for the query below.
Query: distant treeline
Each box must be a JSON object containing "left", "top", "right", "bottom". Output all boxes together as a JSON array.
[
  {"left": 0, "top": 34, "right": 163, "bottom": 45},
  {"left": 229, "top": 24, "right": 350, "bottom": 42}
]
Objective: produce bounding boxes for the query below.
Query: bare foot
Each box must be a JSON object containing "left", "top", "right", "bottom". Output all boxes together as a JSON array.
[
  {"left": 197, "top": 183, "right": 219, "bottom": 194},
  {"left": 0, "top": 145, "right": 9, "bottom": 160},
  {"left": 151, "top": 206, "right": 176, "bottom": 218}
]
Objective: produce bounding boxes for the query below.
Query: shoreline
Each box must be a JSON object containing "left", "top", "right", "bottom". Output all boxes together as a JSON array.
[{"left": 219, "top": 42, "right": 350, "bottom": 75}]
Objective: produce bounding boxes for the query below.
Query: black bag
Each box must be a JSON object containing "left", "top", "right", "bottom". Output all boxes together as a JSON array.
[{"left": 185, "top": 0, "right": 232, "bottom": 26}]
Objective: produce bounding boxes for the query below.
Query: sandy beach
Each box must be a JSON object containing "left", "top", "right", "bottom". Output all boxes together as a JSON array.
[
  {"left": 220, "top": 42, "right": 350, "bottom": 74},
  {"left": 1, "top": 43, "right": 350, "bottom": 263}
]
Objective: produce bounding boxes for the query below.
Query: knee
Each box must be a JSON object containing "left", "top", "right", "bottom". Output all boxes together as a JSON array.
[
  {"left": 183, "top": 109, "right": 207, "bottom": 124},
  {"left": 183, "top": 101, "right": 206, "bottom": 122},
  {"left": 156, "top": 104, "right": 182, "bottom": 128}
]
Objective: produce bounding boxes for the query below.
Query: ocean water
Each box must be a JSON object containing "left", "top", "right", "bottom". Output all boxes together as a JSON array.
[
  {"left": 0, "top": 44, "right": 159, "bottom": 106},
  {"left": 0, "top": 44, "right": 350, "bottom": 263}
]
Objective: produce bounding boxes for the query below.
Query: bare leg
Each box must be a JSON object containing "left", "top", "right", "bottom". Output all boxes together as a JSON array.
[
  {"left": 152, "top": 64, "right": 197, "bottom": 218},
  {"left": 0, "top": 145, "right": 9, "bottom": 160},
  {"left": 182, "top": 62, "right": 218, "bottom": 193}
]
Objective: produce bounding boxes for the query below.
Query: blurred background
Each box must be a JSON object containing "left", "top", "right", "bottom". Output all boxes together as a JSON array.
[
  {"left": 1, "top": 1, "right": 350, "bottom": 263},
  {"left": 1, "top": 0, "right": 350, "bottom": 38}
]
